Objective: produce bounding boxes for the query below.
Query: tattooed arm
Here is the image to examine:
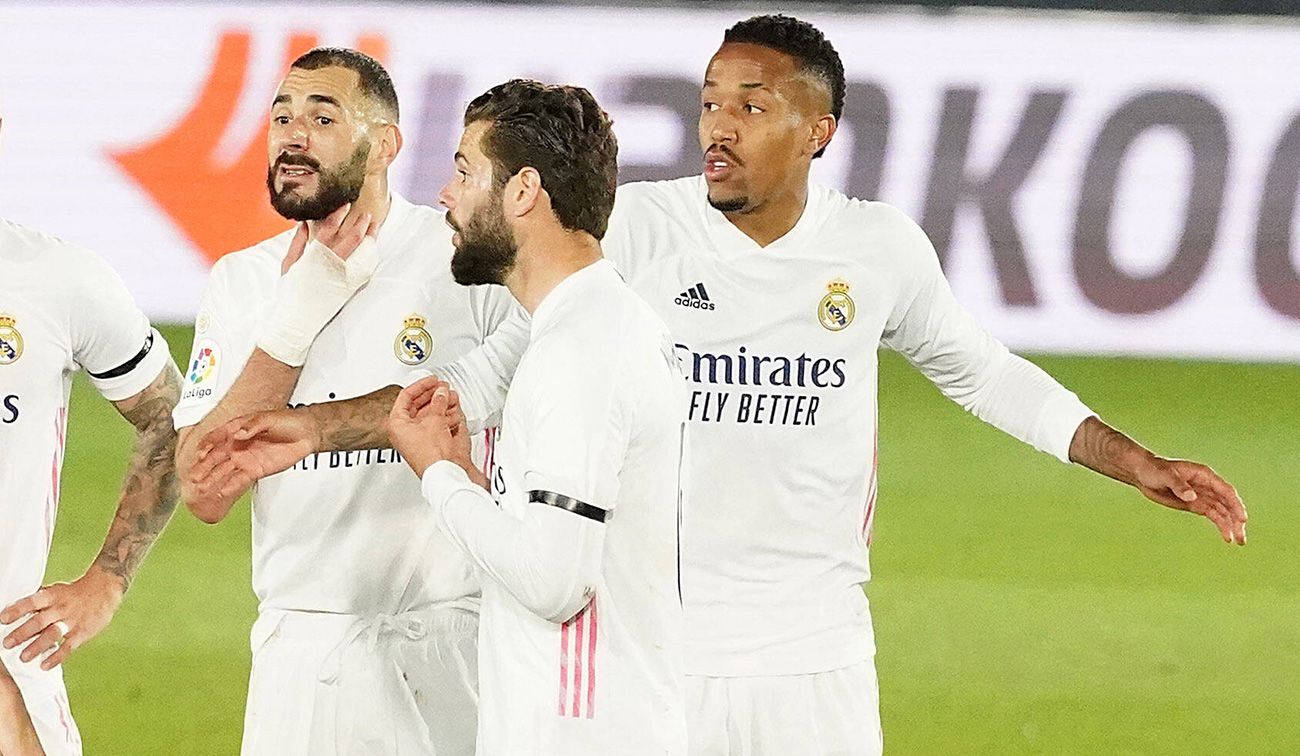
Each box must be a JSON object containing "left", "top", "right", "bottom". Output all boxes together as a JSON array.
[
  {"left": 1068, "top": 416, "right": 1247, "bottom": 545},
  {"left": 0, "top": 363, "right": 183, "bottom": 669}
]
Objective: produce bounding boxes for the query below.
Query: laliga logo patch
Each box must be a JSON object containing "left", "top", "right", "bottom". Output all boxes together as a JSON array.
[
  {"left": 395, "top": 314, "right": 434, "bottom": 365},
  {"left": 818, "top": 279, "right": 856, "bottom": 332},
  {"left": 0, "top": 314, "right": 24, "bottom": 365},
  {"left": 182, "top": 340, "right": 220, "bottom": 401}
]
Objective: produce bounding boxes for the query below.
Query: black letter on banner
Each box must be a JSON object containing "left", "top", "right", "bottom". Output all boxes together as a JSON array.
[
  {"left": 1254, "top": 113, "right": 1300, "bottom": 321},
  {"left": 1073, "top": 92, "right": 1228, "bottom": 314},
  {"left": 406, "top": 72, "right": 466, "bottom": 207},
  {"left": 841, "top": 81, "right": 891, "bottom": 201},
  {"left": 921, "top": 88, "right": 1067, "bottom": 306},
  {"left": 613, "top": 76, "right": 702, "bottom": 183}
]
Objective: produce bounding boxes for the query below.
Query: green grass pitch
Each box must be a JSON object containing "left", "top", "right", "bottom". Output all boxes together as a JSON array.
[{"left": 35, "top": 324, "right": 1300, "bottom": 753}]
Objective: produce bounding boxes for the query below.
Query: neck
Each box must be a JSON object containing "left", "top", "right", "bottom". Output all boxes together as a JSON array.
[
  {"left": 504, "top": 224, "right": 604, "bottom": 315},
  {"left": 352, "top": 172, "right": 393, "bottom": 229},
  {"left": 722, "top": 175, "right": 809, "bottom": 248}
]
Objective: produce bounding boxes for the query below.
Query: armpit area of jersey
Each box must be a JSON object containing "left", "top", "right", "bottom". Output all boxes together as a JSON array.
[{"left": 529, "top": 490, "right": 608, "bottom": 523}]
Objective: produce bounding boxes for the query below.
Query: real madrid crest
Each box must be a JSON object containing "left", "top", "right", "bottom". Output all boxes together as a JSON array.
[
  {"left": 395, "top": 314, "right": 434, "bottom": 365},
  {"left": 818, "top": 279, "right": 855, "bottom": 332},
  {"left": 0, "top": 314, "right": 24, "bottom": 365}
]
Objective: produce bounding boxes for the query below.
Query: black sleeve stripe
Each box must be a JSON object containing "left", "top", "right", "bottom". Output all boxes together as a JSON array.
[
  {"left": 529, "top": 490, "right": 608, "bottom": 523},
  {"left": 88, "top": 331, "right": 155, "bottom": 380}
]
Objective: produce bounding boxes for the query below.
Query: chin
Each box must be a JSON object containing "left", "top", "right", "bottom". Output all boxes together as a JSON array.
[{"left": 707, "top": 192, "right": 749, "bottom": 214}]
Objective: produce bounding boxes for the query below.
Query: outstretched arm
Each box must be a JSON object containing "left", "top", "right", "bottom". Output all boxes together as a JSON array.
[
  {"left": 1068, "top": 416, "right": 1246, "bottom": 544},
  {"left": 2, "top": 361, "right": 184, "bottom": 669}
]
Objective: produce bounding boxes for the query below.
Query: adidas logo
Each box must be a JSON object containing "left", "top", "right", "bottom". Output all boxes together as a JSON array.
[{"left": 674, "top": 282, "right": 716, "bottom": 311}]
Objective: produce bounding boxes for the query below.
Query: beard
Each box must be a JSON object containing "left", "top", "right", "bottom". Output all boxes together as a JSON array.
[
  {"left": 267, "top": 143, "right": 369, "bottom": 221},
  {"left": 707, "top": 193, "right": 748, "bottom": 213},
  {"left": 448, "top": 186, "right": 517, "bottom": 286}
]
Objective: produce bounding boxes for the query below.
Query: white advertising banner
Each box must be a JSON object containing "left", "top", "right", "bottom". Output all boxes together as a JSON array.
[{"left": 1, "top": 3, "right": 1299, "bottom": 359}]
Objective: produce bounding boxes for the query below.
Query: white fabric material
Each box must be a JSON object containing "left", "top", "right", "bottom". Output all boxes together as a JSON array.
[
  {"left": 599, "top": 177, "right": 1095, "bottom": 676},
  {"left": 240, "top": 605, "right": 478, "bottom": 756},
  {"left": 2, "top": 645, "right": 82, "bottom": 756},
  {"left": 685, "top": 660, "right": 882, "bottom": 756},
  {"left": 432, "top": 307, "right": 529, "bottom": 434},
  {"left": 256, "top": 236, "right": 380, "bottom": 367},
  {"left": 428, "top": 260, "right": 687, "bottom": 756},
  {"left": 422, "top": 461, "right": 604, "bottom": 623},
  {"left": 0, "top": 218, "right": 165, "bottom": 749},
  {"left": 173, "top": 195, "right": 519, "bottom": 617}
]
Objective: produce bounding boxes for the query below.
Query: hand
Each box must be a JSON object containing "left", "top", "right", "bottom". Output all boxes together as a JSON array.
[
  {"left": 1, "top": 568, "right": 125, "bottom": 670},
  {"left": 1133, "top": 457, "right": 1247, "bottom": 545},
  {"left": 387, "top": 377, "right": 476, "bottom": 480},
  {"left": 187, "top": 409, "right": 321, "bottom": 514},
  {"left": 308, "top": 203, "right": 379, "bottom": 261}
]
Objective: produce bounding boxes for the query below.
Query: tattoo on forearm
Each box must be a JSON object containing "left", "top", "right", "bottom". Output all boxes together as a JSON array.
[
  {"left": 312, "top": 385, "right": 399, "bottom": 452},
  {"left": 1068, "top": 416, "right": 1151, "bottom": 487},
  {"left": 92, "top": 364, "right": 183, "bottom": 591}
]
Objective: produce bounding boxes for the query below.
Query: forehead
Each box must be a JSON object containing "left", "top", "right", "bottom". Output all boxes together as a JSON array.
[
  {"left": 275, "top": 65, "right": 362, "bottom": 105},
  {"left": 704, "top": 42, "right": 801, "bottom": 88},
  {"left": 457, "top": 121, "right": 491, "bottom": 162}
]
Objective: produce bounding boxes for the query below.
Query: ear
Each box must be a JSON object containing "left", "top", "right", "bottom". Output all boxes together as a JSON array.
[
  {"left": 809, "top": 114, "right": 837, "bottom": 158},
  {"left": 373, "top": 123, "right": 403, "bottom": 170},
  {"left": 505, "top": 166, "right": 544, "bottom": 219}
]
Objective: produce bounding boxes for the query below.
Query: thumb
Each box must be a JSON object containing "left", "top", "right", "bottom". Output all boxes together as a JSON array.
[
  {"left": 1167, "top": 469, "right": 1197, "bottom": 502},
  {"left": 282, "top": 222, "right": 309, "bottom": 273}
]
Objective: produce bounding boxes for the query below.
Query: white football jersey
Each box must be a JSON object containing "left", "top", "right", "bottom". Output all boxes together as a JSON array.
[
  {"left": 601, "top": 177, "right": 1095, "bottom": 676},
  {"left": 0, "top": 218, "right": 169, "bottom": 613},
  {"left": 427, "top": 260, "right": 688, "bottom": 755},
  {"left": 173, "top": 195, "right": 521, "bottom": 615}
]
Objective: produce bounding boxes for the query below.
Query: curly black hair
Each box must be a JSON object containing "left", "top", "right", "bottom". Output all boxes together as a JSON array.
[
  {"left": 464, "top": 79, "right": 619, "bottom": 239},
  {"left": 291, "top": 47, "right": 399, "bottom": 124},
  {"left": 724, "top": 15, "right": 845, "bottom": 158}
]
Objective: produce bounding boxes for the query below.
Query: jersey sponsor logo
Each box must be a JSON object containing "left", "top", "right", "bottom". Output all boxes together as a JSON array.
[
  {"left": 0, "top": 314, "right": 24, "bottom": 365},
  {"left": 108, "top": 30, "right": 388, "bottom": 265},
  {"left": 674, "top": 343, "right": 847, "bottom": 426},
  {"left": 2, "top": 395, "right": 18, "bottom": 423},
  {"left": 195, "top": 310, "right": 211, "bottom": 334},
  {"left": 818, "top": 279, "right": 856, "bottom": 331},
  {"left": 674, "top": 282, "right": 716, "bottom": 311},
  {"left": 182, "top": 339, "right": 220, "bottom": 402},
  {"left": 394, "top": 314, "right": 434, "bottom": 365}
]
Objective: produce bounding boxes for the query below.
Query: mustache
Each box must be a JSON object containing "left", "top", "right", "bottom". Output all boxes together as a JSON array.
[
  {"left": 273, "top": 153, "right": 322, "bottom": 172},
  {"left": 705, "top": 144, "right": 743, "bottom": 166}
]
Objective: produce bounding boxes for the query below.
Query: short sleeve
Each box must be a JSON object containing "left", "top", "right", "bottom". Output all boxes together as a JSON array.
[
  {"left": 519, "top": 335, "right": 632, "bottom": 515},
  {"left": 68, "top": 248, "right": 169, "bottom": 402},
  {"left": 172, "top": 260, "right": 245, "bottom": 429}
]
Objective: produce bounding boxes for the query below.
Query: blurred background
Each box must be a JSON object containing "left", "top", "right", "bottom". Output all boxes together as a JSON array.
[{"left": 1, "top": 0, "right": 1297, "bottom": 753}]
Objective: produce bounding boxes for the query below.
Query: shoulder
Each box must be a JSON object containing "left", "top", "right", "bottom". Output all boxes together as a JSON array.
[
  {"left": 0, "top": 217, "right": 106, "bottom": 272},
  {"left": 816, "top": 187, "right": 936, "bottom": 267},
  {"left": 614, "top": 176, "right": 700, "bottom": 212},
  {"left": 208, "top": 227, "right": 297, "bottom": 285}
]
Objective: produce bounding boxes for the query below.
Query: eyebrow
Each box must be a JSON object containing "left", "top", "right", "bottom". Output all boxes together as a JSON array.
[
  {"left": 271, "top": 93, "right": 342, "bottom": 107},
  {"left": 454, "top": 152, "right": 467, "bottom": 163},
  {"left": 702, "top": 80, "right": 767, "bottom": 91}
]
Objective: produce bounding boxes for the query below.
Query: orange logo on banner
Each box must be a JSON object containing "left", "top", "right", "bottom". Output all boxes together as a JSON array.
[{"left": 109, "top": 30, "right": 388, "bottom": 265}]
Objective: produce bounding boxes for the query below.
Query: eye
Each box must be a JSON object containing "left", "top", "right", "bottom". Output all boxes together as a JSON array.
[
  {"left": 745, "top": 103, "right": 765, "bottom": 114},
  {"left": 273, "top": 115, "right": 291, "bottom": 125},
  {"left": 456, "top": 170, "right": 468, "bottom": 182},
  {"left": 316, "top": 116, "right": 334, "bottom": 126},
  {"left": 702, "top": 101, "right": 719, "bottom": 112}
]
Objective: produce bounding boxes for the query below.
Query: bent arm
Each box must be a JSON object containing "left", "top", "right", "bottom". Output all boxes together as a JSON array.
[{"left": 422, "top": 461, "right": 603, "bottom": 623}]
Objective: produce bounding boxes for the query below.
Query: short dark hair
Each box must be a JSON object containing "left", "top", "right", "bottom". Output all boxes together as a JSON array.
[
  {"left": 464, "top": 79, "right": 618, "bottom": 239},
  {"left": 724, "top": 15, "right": 845, "bottom": 158},
  {"left": 290, "top": 47, "right": 400, "bottom": 123}
]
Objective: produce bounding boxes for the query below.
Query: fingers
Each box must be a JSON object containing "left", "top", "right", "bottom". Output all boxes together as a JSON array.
[
  {"left": 231, "top": 412, "right": 278, "bottom": 442},
  {"left": 40, "top": 633, "right": 78, "bottom": 670},
  {"left": 19, "top": 622, "right": 65, "bottom": 664},
  {"left": 281, "top": 222, "right": 310, "bottom": 275},
  {"left": 3, "top": 608, "right": 54, "bottom": 653},
  {"left": 0, "top": 588, "right": 52, "bottom": 626}
]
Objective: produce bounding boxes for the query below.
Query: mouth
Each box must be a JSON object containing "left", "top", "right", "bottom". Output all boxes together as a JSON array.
[
  {"left": 277, "top": 164, "right": 317, "bottom": 183},
  {"left": 704, "top": 148, "right": 739, "bottom": 181}
]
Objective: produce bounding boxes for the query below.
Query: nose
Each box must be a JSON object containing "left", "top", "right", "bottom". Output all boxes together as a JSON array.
[
  {"left": 708, "top": 107, "right": 738, "bottom": 146},
  {"left": 437, "top": 180, "right": 455, "bottom": 210}
]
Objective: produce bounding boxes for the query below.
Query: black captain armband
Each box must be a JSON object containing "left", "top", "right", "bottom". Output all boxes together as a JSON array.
[
  {"left": 88, "top": 331, "right": 155, "bottom": 380},
  {"left": 529, "top": 490, "right": 608, "bottom": 523}
]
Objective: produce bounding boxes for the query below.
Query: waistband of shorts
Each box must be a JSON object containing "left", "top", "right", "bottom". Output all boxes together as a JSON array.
[{"left": 251, "top": 598, "right": 479, "bottom": 652}]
